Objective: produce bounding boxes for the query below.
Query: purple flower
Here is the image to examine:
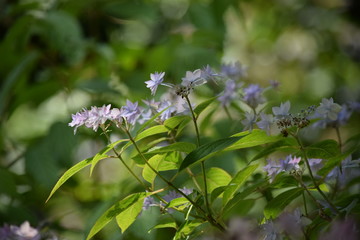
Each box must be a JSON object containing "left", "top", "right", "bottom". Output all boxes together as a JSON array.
[
  {"left": 256, "top": 113, "right": 274, "bottom": 135},
  {"left": 309, "top": 158, "right": 323, "bottom": 174},
  {"left": 272, "top": 101, "right": 291, "bottom": 119},
  {"left": 241, "top": 111, "right": 257, "bottom": 132},
  {"left": 218, "top": 79, "right": 240, "bottom": 106},
  {"left": 85, "top": 104, "right": 112, "bottom": 131},
  {"left": 181, "top": 69, "right": 206, "bottom": 87},
  {"left": 221, "top": 61, "right": 247, "bottom": 80},
  {"left": 122, "top": 100, "right": 142, "bottom": 125},
  {"left": 269, "top": 80, "right": 280, "bottom": 89},
  {"left": 145, "top": 72, "right": 165, "bottom": 96},
  {"left": 109, "top": 107, "right": 124, "bottom": 127},
  {"left": 263, "top": 159, "right": 282, "bottom": 182},
  {"left": 201, "top": 65, "right": 220, "bottom": 82},
  {"left": 319, "top": 218, "right": 359, "bottom": 240},
  {"left": 68, "top": 108, "right": 89, "bottom": 134},
  {"left": 243, "top": 84, "right": 265, "bottom": 108},
  {"left": 9, "top": 222, "right": 40, "bottom": 240},
  {"left": 142, "top": 196, "right": 156, "bottom": 211},
  {"left": 261, "top": 220, "right": 281, "bottom": 240},
  {"left": 158, "top": 100, "right": 176, "bottom": 121},
  {"left": 280, "top": 155, "right": 301, "bottom": 172},
  {"left": 316, "top": 98, "right": 342, "bottom": 121},
  {"left": 162, "top": 187, "right": 193, "bottom": 213},
  {"left": 327, "top": 156, "right": 360, "bottom": 187}
]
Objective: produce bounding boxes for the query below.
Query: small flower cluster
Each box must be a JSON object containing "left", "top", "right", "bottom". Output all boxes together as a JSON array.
[
  {"left": 263, "top": 155, "right": 301, "bottom": 182},
  {"left": 0, "top": 221, "right": 58, "bottom": 240}
]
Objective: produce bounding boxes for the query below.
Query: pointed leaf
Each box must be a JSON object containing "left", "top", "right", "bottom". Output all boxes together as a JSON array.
[
  {"left": 204, "top": 167, "right": 232, "bottom": 193},
  {"left": 142, "top": 154, "right": 166, "bottom": 184},
  {"left": 148, "top": 142, "right": 196, "bottom": 154},
  {"left": 226, "top": 130, "right": 283, "bottom": 151},
  {"left": 136, "top": 107, "right": 169, "bottom": 134},
  {"left": 164, "top": 115, "right": 191, "bottom": 129},
  {"left": 318, "top": 153, "right": 349, "bottom": 177},
  {"left": 46, "top": 155, "right": 108, "bottom": 202},
  {"left": 86, "top": 192, "right": 147, "bottom": 239},
  {"left": 179, "top": 137, "right": 241, "bottom": 171},
  {"left": 222, "top": 164, "right": 258, "bottom": 206},
  {"left": 166, "top": 197, "right": 190, "bottom": 209},
  {"left": 148, "top": 217, "right": 177, "bottom": 233},
  {"left": 194, "top": 97, "right": 217, "bottom": 118},
  {"left": 264, "top": 188, "right": 303, "bottom": 219},
  {"left": 251, "top": 138, "right": 298, "bottom": 162},
  {"left": 173, "top": 220, "right": 204, "bottom": 240},
  {"left": 306, "top": 140, "right": 340, "bottom": 159}
]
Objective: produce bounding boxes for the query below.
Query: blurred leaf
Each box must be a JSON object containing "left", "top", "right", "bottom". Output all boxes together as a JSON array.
[
  {"left": 179, "top": 136, "right": 241, "bottom": 171},
  {"left": 147, "top": 142, "right": 196, "bottom": 154},
  {"left": 264, "top": 188, "right": 303, "bottom": 219},
  {"left": 226, "top": 130, "right": 283, "bottom": 151},
  {"left": 194, "top": 97, "right": 217, "bottom": 118},
  {"left": 142, "top": 154, "right": 165, "bottom": 184},
  {"left": 174, "top": 220, "right": 204, "bottom": 240},
  {"left": 166, "top": 197, "right": 190, "bottom": 209},
  {"left": 164, "top": 115, "right": 192, "bottom": 129},
  {"left": 318, "top": 153, "right": 349, "bottom": 177},
  {"left": 222, "top": 164, "right": 259, "bottom": 206},
  {"left": 0, "top": 169, "right": 18, "bottom": 198},
  {"left": 204, "top": 167, "right": 232, "bottom": 193},
  {"left": 305, "top": 140, "right": 340, "bottom": 159},
  {"left": 223, "top": 199, "right": 255, "bottom": 219},
  {"left": 251, "top": 138, "right": 298, "bottom": 162}
]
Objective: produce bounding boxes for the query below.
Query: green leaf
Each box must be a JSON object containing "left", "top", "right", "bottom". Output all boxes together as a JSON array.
[
  {"left": 223, "top": 199, "right": 255, "bottom": 219},
  {"left": 86, "top": 192, "right": 147, "bottom": 239},
  {"left": 203, "top": 167, "right": 232, "bottom": 193},
  {"left": 148, "top": 217, "right": 177, "bottom": 233},
  {"left": 318, "top": 153, "right": 349, "bottom": 177},
  {"left": 173, "top": 220, "right": 204, "bottom": 240},
  {"left": 179, "top": 136, "right": 241, "bottom": 171},
  {"left": 148, "top": 142, "right": 196, "bottom": 154},
  {"left": 251, "top": 138, "right": 298, "bottom": 162},
  {"left": 135, "top": 125, "right": 169, "bottom": 141},
  {"left": 136, "top": 107, "right": 169, "bottom": 134},
  {"left": 46, "top": 155, "right": 108, "bottom": 203},
  {"left": 142, "top": 154, "right": 166, "bottom": 184},
  {"left": 226, "top": 130, "right": 283, "bottom": 151},
  {"left": 194, "top": 97, "right": 217, "bottom": 118},
  {"left": 264, "top": 188, "right": 303, "bottom": 219},
  {"left": 164, "top": 115, "right": 191, "bottom": 129},
  {"left": 306, "top": 140, "right": 340, "bottom": 159},
  {"left": 222, "top": 164, "right": 259, "bottom": 206},
  {"left": 90, "top": 139, "right": 127, "bottom": 176},
  {"left": 211, "top": 186, "right": 227, "bottom": 202},
  {"left": 166, "top": 197, "right": 190, "bottom": 209}
]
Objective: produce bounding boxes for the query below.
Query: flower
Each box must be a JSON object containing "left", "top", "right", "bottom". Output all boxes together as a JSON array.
[
  {"left": 241, "top": 111, "right": 257, "bottom": 132},
  {"left": 272, "top": 101, "right": 291, "bottom": 119},
  {"left": 221, "top": 61, "right": 247, "bottom": 80},
  {"left": 122, "top": 100, "right": 142, "bottom": 125},
  {"left": 218, "top": 79, "right": 240, "bottom": 106},
  {"left": 162, "top": 187, "right": 193, "bottom": 213},
  {"left": 68, "top": 108, "right": 89, "bottom": 134},
  {"left": 243, "top": 84, "right": 265, "bottom": 108},
  {"left": 263, "top": 159, "right": 282, "bottom": 182},
  {"left": 280, "top": 155, "right": 301, "bottom": 172},
  {"left": 85, "top": 104, "right": 112, "bottom": 131},
  {"left": 261, "top": 220, "right": 281, "bottom": 240},
  {"left": 200, "top": 65, "right": 220, "bottom": 82},
  {"left": 11, "top": 221, "right": 40, "bottom": 240},
  {"left": 142, "top": 196, "right": 156, "bottom": 211},
  {"left": 316, "top": 98, "right": 342, "bottom": 121},
  {"left": 145, "top": 71, "right": 165, "bottom": 96},
  {"left": 256, "top": 113, "right": 274, "bottom": 135},
  {"left": 158, "top": 100, "right": 176, "bottom": 121},
  {"left": 181, "top": 69, "right": 206, "bottom": 87}
]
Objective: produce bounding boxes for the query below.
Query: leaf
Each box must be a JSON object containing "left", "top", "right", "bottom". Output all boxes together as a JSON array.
[
  {"left": 136, "top": 107, "right": 169, "bottom": 134},
  {"left": 173, "top": 220, "right": 204, "bottom": 240},
  {"left": 223, "top": 199, "right": 255, "bottom": 219},
  {"left": 86, "top": 192, "right": 147, "bottom": 239},
  {"left": 166, "top": 197, "right": 190, "bottom": 209},
  {"left": 164, "top": 115, "right": 191, "bottom": 129},
  {"left": 226, "top": 130, "right": 283, "bottom": 151},
  {"left": 318, "top": 153, "right": 349, "bottom": 177},
  {"left": 203, "top": 167, "right": 232, "bottom": 193},
  {"left": 306, "top": 140, "right": 340, "bottom": 159},
  {"left": 148, "top": 142, "right": 196, "bottom": 154},
  {"left": 46, "top": 155, "right": 108, "bottom": 203},
  {"left": 90, "top": 139, "right": 127, "bottom": 176},
  {"left": 264, "top": 188, "right": 303, "bottom": 219},
  {"left": 222, "top": 164, "right": 259, "bottom": 206},
  {"left": 179, "top": 136, "right": 241, "bottom": 171},
  {"left": 251, "top": 138, "right": 298, "bottom": 162},
  {"left": 148, "top": 217, "right": 177, "bottom": 233},
  {"left": 194, "top": 97, "right": 217, "bottom": 118},
  {"left": 142, "top": 154, "right": 166, "bottom": 184}
]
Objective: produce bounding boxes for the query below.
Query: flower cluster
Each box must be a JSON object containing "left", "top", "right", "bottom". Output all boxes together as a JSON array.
[
  {"left": 0, "top": 221, "right": 58, "bottom": 240},
  {"left": 263, "top": 155, "right": 301, "bottom": 182}
]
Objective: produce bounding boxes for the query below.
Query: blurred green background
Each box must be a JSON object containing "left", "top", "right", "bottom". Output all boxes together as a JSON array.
[{"left": 1, "top": 0, "right": 360, "bottom": 239}]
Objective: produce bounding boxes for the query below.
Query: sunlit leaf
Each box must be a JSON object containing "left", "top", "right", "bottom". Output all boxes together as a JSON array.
[
  {"left": 264, "top": 188, "right": 303, "bottom": 219},
  {"left": 194, "top": 97, "right": 217, "bottom": 118},
  {"left": 86, "top": 192, "right": 147, "bottom": 239},
  {"left": 148, "top": 216, "right": 177, "bottom": 233},
  {"left": 173, "top": 220, "right": 204, "bottom": 240},
  {"left": 226, "top": 130, "right": 283, "bottom": 151}
]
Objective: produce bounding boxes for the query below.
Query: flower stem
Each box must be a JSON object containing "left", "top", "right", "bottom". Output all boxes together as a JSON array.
[
  {"left": 123, "top": 128, "right": 225, "bottom": 231},
  {"left": 293, "top": 134, "right": 340, "bottom": 215},
  {"left": 184, "top": 96, "right": 212, "bottom": 219}
]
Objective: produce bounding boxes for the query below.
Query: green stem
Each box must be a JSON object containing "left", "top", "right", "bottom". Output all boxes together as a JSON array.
[
  {"left": 293, "top": 134, "right": 340, "bottom": 215},
  {"left": 302, "top": 192, "right": 308, "bottom": 217},
  {"left": 184, "top": 96, "right": 212, "bottom": 218},
  {"left": 124, "top": 128, "right": 225, "bottom": 231},
  {"left": 335, "top": 127, "right": 342, "bottom": 151}
]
